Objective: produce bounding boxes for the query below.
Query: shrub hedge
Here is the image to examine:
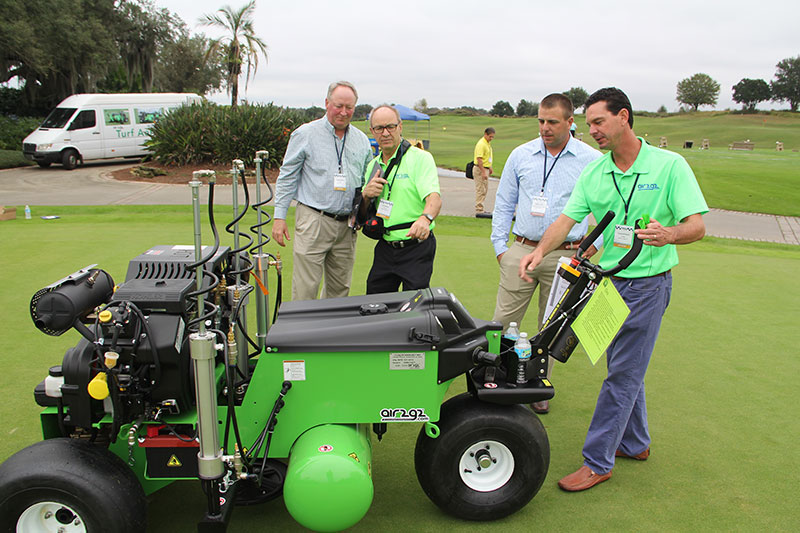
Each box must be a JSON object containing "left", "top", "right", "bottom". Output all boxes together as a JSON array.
[
  {"left": 0, "top": 115, "right": 42, "bottom": 150},
  {"left": 146, "top": 101, "right": 306, "bottom": 168}
]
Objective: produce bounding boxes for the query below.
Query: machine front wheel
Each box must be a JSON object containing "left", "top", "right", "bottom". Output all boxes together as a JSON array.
[
  {"left": 414, "top": 393, "right": 549, "bottom": 521},
  {"left": 0, "top": 438, "right": 147, "bottom": 533}
]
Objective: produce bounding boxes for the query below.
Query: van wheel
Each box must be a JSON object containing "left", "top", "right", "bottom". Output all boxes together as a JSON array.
[
  {"left": 62, "top": 150, "right": 79, "bottom": 170},
  {"left": 36, "top": 161, "right": 52, "bottom": 168}
]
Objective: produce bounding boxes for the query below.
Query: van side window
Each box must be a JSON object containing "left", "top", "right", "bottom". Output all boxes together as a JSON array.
[
  {"left": 69, "top": 110, "right": 97, "bottom": 130},
  {"left": 135, "top": 107, "right": 164, "bottom": 124},
  {"left": 104, "top": 109, "right": 130, "bottom": 126}
]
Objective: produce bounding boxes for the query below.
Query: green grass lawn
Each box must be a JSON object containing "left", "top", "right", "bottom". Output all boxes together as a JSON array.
[
  {"left": 1, "top": 206, "right": 798, "bottom": 531},
  {"left": 355, "top": 112, "right": 800, "bottom": 216},
  {"left": 0, "top": 149, "right": 32, "bottom": 169}
]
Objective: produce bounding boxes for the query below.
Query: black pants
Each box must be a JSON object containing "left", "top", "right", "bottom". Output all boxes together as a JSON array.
[{"left": 366, "top": 234, "right": 436, "bottom": 294}]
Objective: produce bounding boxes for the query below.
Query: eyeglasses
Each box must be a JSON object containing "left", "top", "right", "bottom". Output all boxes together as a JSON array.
[{"left": 371, "top": 123, "right": 398, "bottom": 133}]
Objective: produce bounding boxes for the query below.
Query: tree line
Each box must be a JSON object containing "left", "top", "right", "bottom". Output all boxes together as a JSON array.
[
  {"left": 673, "top": 57, "right": 799, "bottom": 112},
  {"left": 0, "top": 0, "right": 259, "bottom": 115}
]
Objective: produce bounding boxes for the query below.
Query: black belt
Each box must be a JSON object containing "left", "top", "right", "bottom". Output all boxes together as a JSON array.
[
  {"left": 299, "top": 202, "right": 349, "bottom": 222},
  {"left": 515, "top": 235, "right": 585, "bottom": 250},
  {"left": 611, "top": 269, "right": 671, "bottom": 281},
  {"left": 384, "top": 238, "right": 422, "bottom": 249}
]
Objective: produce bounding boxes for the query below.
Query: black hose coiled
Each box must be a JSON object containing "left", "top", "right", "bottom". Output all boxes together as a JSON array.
[
  {"left": 225, "top": 167, "right": 254, "bottom": 278},
  {"left": 186, "top": 181, "right": 222, "bottom": 331}
]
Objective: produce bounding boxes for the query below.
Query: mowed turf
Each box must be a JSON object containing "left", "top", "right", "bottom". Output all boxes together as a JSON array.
[
  {"left": 354, "top": 112, "right": 800, "bottom": 216},
  {"left": 1, "top": 206, "right": 798, "bottom": 531}
]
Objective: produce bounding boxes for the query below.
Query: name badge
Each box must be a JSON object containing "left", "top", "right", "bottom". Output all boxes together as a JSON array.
[
  {"left": 333, "top": 173, "right": 347, "bottom": 191},
  {"left": 377, "top": 199, "right": 393, "bottom": 219},
  {"left": 530, "top": 196, "right": 547, "bottom": 216},
  {"left": 614, "top": 224, "right": 634, "bottom": 249}
]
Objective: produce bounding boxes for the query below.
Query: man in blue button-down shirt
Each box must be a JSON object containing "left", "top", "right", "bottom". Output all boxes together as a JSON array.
[
  {"left": 491, "top": 93, "right": 602, "bottom": 412},
  {"left": 273, "top": 81, "right": 372, "bottom": 301}
]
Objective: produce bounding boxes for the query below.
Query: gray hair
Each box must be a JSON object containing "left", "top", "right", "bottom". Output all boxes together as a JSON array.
[
  {"left": 327, "top": 81, "right": 359, "bottom": 102},
  {"left": 370, "top": 104, "right": 401, "bottom": 125}
]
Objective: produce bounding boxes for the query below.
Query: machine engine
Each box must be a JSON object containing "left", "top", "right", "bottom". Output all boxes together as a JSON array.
[{"left": 31, "top": 246, "right": 232, "bottom": 437}]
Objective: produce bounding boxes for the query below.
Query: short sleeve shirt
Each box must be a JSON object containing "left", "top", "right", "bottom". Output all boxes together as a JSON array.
[
  {"left": 364, "top": 144, "right": 440, "bottom": 241},
  {"left": 474, "top": 137, "right": 493, "bottom": 167},
  {"left": 563, "top": 138, "right": 708, "bottom": 277}
]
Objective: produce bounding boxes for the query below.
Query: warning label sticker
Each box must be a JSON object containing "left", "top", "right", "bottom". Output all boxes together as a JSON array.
[
  {"left": 389, "top": 352, "right": 425, "bottom": 370},
  {"left": 283, "top": 360, "right": 306, "bottom": 381},
  {"left": 167, "top": 455, "right": 182, "bottom": 467}
]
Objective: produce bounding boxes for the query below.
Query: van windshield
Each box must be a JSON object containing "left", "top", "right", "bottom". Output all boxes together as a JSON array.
[{"left": 41, "top": 108, "right": 77, "bottom": 129}]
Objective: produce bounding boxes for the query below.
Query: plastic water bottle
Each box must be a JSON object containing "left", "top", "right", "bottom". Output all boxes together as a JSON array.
[
  {"left": 24, "top": 205, "right": 31, "bottom": 219},
  {"left": 504, "top": 322, "right": 520, "bottom": 341},
  {"left": 515, "top": 332, "right": 532, "bottom": 385}
]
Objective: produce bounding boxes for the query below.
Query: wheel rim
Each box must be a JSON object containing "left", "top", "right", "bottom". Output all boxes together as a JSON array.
[
  {"left": 17, "top": 501, "right": 87, "bottom": 533},
  {"left": 458, "top": 440, "right": 515, "bottom": 492}
]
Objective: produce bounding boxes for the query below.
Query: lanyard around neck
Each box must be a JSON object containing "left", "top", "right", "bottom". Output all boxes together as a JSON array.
[
  {"left": 334, "top": 129, "right": 348, "bottom": 173},
  {"left": 611, "top": 171, "right": 641, "bottom": 225},
  {"left": 541, "top": 144, "right": 566, "bottom": 192}
]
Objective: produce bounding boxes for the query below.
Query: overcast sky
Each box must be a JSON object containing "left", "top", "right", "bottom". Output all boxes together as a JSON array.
[{"left": 158, "top": 0, "right": 798, "bottom": 112}]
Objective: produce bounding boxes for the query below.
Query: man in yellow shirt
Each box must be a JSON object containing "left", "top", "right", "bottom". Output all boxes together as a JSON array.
[{"left": 473, "top": 127, "right": 495, "bottom": 217}]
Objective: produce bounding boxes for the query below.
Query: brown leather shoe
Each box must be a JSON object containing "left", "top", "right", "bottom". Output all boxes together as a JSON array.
[
  {"left": 530, "top": 400, "right": 549, "bottom": 414},
  {"left": 558, "top": 466, "right": 612, "bottom": 492},
  {"left": 615, "top": 447, "right": 650, "bottom": 461}
]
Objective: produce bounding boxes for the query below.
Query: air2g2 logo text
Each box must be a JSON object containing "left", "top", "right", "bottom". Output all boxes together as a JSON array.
[{"left": 380, "top": 408, "right": 429, "bottom": 422}]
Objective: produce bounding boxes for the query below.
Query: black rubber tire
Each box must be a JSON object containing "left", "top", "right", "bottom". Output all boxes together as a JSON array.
[
  {"left": 0, "top": 438, "right": 147, "bottom": 533},
  {"left": 36, "top": 161, "right": 51, "bottom": 168},
  {"left": 414, "top": 393, "right": 549, "bottom": 521},
  {"left": 61, "top": 149, "right": 79, "bottom": 170}
]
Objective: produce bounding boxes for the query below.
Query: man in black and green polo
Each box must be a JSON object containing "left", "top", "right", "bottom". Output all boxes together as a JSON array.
[{"left": 361, "top": 105, "right": 442, "bottom": 294}]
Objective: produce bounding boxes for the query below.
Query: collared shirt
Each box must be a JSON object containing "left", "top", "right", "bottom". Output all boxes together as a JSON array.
[
  {"left": 274, "top": 117, "right": 372, "bottom": 219},
  {"left": 491, "top": 136, "right": 602, "bottom": 256},
  {"left": 564, "top": 137, "right": 708, "bottom": 277},
  {"left": 474, "top": 136, "right": 493, "bottom": 167},
  {"left": 364, "top": 141, "right": 440, "bottom": 241}
]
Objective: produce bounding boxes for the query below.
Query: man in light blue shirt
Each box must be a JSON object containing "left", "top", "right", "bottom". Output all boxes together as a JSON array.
[
  {"left": 491, "top": 93, "right": 601, "bottom": 413},
  {"left": 273, "top": 81, "right": 372, "bottom": 301}
]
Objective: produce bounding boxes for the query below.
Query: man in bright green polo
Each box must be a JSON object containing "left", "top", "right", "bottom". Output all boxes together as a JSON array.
[
  {"left": 519, "top": 87, "right": 708, "bottom": 492},
  {"left": 361, "top": 104, "right": 441, "bottom": 294}
]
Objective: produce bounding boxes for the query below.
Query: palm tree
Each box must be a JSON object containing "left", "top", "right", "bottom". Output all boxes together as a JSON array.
[{"left": 199, "top": 1, "right": 268, "bottom": 107}]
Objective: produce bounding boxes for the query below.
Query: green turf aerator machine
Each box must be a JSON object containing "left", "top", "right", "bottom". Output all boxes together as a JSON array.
[{"left": 0, "top": 152, "right": 640, "bottom": 532}]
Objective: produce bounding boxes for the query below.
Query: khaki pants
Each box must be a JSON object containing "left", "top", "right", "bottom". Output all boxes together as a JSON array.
[
  {"left": 474, "top": 165, "right": 488, "bottom": 212},
  {"left": 291, "top": 203, "right": 357, "bottom": 301},
  {"left": 493, "top": 240, "right": 571, "bottom": 379}
]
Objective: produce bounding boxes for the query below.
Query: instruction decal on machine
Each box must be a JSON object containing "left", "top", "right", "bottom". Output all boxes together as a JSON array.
[
  {"left": 283, "top": 360, "right": 306, "bottom": 381},
  {"left": 389, "top": 352, "right": 425, "bottom": 370},
  {"left": 380, "top": 408, "right": 430, "bottom": 422}
]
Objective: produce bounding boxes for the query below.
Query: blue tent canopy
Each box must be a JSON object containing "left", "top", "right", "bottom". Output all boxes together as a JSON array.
[{"left": 393, "top": 104, "right": 430, "bottom": 121}]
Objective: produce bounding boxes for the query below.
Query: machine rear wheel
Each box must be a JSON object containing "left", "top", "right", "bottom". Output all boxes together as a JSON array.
[
  {"left": 61, "top": 149, "right": 79, "bottom": 170},
  {"left": 414, "top": 393, "right": 549, "bottom": 521},
  {"left": 0, "top": 438, "right": 147, "bottom": 533}
]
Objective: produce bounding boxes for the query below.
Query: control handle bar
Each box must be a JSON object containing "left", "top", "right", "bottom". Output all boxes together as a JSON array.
[{"left": 575, "top": 210, "right": 643, "bottom": 277}]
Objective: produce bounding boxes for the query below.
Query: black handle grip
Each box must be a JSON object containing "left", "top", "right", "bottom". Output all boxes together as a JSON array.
[
  {"left": 601, "top": 218, "right": 644, "bottom": 276},
  {"left": 577, "top": 210, "right": 615, "bottom": 259}
]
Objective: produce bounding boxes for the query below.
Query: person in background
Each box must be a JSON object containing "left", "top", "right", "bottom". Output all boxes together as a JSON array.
[{"left": 474, "top": 127, "right": 495, "bottom": 218}]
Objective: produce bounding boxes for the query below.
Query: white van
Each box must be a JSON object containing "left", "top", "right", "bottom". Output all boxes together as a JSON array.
[{"left": 22, "top": 93, "right": 202, "bottom": 169}]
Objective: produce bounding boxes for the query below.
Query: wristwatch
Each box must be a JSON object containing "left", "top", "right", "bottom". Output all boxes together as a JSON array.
[{"left": 422, "top": 213, "right": 435, "bottom": 223}]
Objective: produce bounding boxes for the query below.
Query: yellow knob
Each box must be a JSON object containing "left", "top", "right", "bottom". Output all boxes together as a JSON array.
[
  {"left": 99, "top": 310, "right": 113, "bottom": 323},
  {"left": 87, "top": 372, "right": 109, "bottom": 400}
]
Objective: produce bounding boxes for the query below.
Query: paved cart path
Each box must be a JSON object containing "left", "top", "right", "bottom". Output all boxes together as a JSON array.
[{"left": 1, "top": 162, "right": 797, "bottom": 245}]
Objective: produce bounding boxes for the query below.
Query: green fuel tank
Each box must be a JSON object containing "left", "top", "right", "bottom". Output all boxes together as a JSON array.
[{"left": 283, "top": 423, "right": 373, "bottom": 532}]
